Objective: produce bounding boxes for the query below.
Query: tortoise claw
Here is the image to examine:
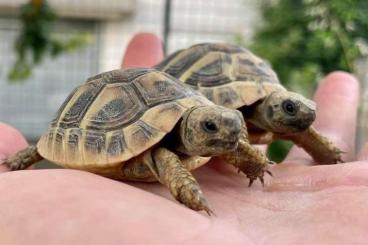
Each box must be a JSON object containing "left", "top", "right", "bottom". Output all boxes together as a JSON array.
[
  {"left": 259, "top": 176, "right": 265, "bottom": 187},
  {"left": 204, "top": 207, "right": 216, "bottom": 216},
  {"left": 335, "top": 147, "right": 345, "bottom": 163},
  {"left": 247, "top": 175, "right": 267, "bottom": 187},
  {"left": 246, "top": 168, "right": 273, "bottom": 187},
  {"left": 336, "top": 149, "right": 346, "bottom": 154},
  {"left": 248, "top": 178, "right": 255, "bottom": 187}
]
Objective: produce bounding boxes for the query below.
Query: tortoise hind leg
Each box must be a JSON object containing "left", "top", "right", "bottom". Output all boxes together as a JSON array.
[{"left": 2, "top": 145, "right": 43, "bottom": 170}]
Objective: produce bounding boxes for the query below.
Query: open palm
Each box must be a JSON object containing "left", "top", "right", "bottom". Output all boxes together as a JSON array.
[{"left": 1, "top": 33, "right": 367, "bottom": 245}]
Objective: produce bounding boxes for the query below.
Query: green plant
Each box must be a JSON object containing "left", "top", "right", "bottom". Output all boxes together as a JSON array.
[
  {"left": 251, "top": 0, "right": 368, "bottom": 95},
  {"left": 236, "top": 0, "right": 368, "bottom": 161},
  {"left": 8, "top": 0, "right": 92, "bottom": 81}
]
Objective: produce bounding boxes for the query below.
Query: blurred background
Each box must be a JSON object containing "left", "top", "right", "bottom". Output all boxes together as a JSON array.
[{"left": 0, "top": 0, "right": 367, "bottom": 162}]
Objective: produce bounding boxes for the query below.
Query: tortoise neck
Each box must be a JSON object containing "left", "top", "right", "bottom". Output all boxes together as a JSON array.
[
  {"left": 245, "top": 96, "right": 274, "bottom": 131},
  {"left": 176, "top": 107, "right": 197, "bottom": 155},
  {"left": 158, "top": 109, "right": 195, "bottom": 156}
]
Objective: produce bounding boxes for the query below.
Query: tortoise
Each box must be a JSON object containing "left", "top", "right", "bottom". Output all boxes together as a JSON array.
[
  {"left": 3, "top": 68, "right": 273, "bottom": 214},
  {"left": 155, "top": 43, "right": 343, "bottom": 164}
]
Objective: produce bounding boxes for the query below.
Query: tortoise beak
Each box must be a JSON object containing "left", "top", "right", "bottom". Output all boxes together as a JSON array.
[{"left": 292, "top": 112, "right": 316, "bottom": 131}]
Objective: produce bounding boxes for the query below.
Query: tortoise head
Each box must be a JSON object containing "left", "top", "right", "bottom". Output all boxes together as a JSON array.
[
  {"left": 253, "top": 91, "right": 316, "bottom": 134},
  {"left": 179, "top": 105, "right": 243, "bottom": 156}
]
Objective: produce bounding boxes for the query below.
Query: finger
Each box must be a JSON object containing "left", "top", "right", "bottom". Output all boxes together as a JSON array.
[
  {"left": 285, "top": 71, "right": 359, "bottom": 163},
  {"left": 121, "top": 32, "right": 164, "bottom": 69},
  {"left": 0, "top": 123, "right": 28, "bottom": 172},
  {"left": 265, "top": 162, "right": 368, "bottom": 192}
]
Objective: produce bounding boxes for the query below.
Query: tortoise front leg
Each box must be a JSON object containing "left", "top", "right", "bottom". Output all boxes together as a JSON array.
[
  {"left": 218, "top": 129, "right": 273, "bottom": 186},
  {"left": 241, "top": 124, "right": 274, "bottom": 145},
  {"left": 145, "top": 147, "right": 213, "bottom": 214},
  {"left": 275, "top": 127, "right": 343, "bottom": 164},
  {"left": 2, "top": 145, "right": 43, "bottom": 170},
  {"left": 248, "top": 131, "right": 274, "bottom": 145}
]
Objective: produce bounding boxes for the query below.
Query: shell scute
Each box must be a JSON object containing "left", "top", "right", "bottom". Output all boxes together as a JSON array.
[
  {"left": 57, "top": 81, "right": 105, "bottom": 129},
  {"left": 85, "top": 84, "right": 145, "bottom": 131},
  {"left": 106, "top": 131, "right": 126, "bottom": 158},
  {"left": 186, "top": 55, "right": 232, "bottom": 87},
  {"left": 133, "top": 72, "right": 189, "bottom": 107}
]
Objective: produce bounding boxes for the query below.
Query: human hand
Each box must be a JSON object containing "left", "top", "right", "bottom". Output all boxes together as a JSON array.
[
  {"left": 0, "top": 33, "right": 367, "bottom": 244},
  {"left": 0, "top": 123, "right": 28, "bottom": 173}
]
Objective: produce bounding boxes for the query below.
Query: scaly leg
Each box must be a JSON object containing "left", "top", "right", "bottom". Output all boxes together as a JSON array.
[
  {"left": 2, "top": 145, "right": 43, "bottom": 170},
  {"left": 128, "top": 148, "right": 213, "bottom": 214},
  {"left": 218, "top": 130, "right": 273, "bottom": 186},
  {"left": 276, "top": 127, "right": 343, "bottom": 164},
  {"left": 248, "top": 131, "right": 274, "bottom": 145}
]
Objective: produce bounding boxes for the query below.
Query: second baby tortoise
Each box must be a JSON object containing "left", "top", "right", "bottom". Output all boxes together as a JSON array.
[
  {"left": 156, "top": 43, "right": 343, "bottom": 164},
  {"left": 3, "top": 68, "right": 272, "bottom": 214}
]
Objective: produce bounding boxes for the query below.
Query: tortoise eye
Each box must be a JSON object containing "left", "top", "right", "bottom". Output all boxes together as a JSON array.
[
  {"left": 282, "top": 100, "right": 297, "bottom": 116},
  {"left": 201, "top": 120, "right": 219, "bottom": 133}
]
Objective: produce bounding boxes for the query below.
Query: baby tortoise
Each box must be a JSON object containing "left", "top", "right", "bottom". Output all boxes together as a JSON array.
[
  {"left": 156, "top": 43, "right": 343, "bottom": 164},
  {"left": 3, "top": 68, "right": 273, "bottom": 214}
]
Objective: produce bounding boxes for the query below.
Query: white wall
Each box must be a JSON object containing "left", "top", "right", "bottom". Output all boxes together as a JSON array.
[
  {"left": 99, "top": 0, "right": 261, "bottom": 71},
  {"left": 99, "top": 0, "right": 165, "bottom": 71}
]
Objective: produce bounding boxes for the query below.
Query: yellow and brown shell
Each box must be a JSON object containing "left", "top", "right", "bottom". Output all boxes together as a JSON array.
[
  {"left": 37, "top": 68, "right": 211, "bottom": 171},
  {"left": 156, "top": 43, "right": 286, "bottom": 110}
]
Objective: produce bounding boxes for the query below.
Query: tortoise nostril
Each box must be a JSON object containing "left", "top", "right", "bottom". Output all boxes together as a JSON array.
[
  {"left": 230, "top": 130, "right": 240, "bottom": 138},
  {"left": 310, "top": 112, "right": 316, "bottom": 122},
  {"left": 222, "top": 113, "right": 242, "bottom": 133},
  {"left": 228, "top": 120, "right": 241, "bottom": 140},
  {"left": 304, "top": 112, "right": 316, "bottom": 125},
  {"left": 223, "top": 117, "right": 235, "bottom": 127},
  {"left": 233, "top": 118, "right": 242, "bottom": 132}
]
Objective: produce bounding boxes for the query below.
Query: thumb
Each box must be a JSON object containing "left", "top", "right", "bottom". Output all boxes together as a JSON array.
[
  {"left": 0, "top": 123, "right": 28, "bottom": 172},
  {"left": 121, "top": 32, "right": 164, "bottom": 69},
  {"left": 285, "top": 71, "right": 359, "bottom": 163}
]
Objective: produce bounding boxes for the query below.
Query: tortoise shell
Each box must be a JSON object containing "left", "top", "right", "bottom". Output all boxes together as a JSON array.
[
  {"left": 37, "top": 68, "right": 211, "bottom": 170},
  {"left": 155, "top": 43, "right": 286, "bottom": 110}
]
